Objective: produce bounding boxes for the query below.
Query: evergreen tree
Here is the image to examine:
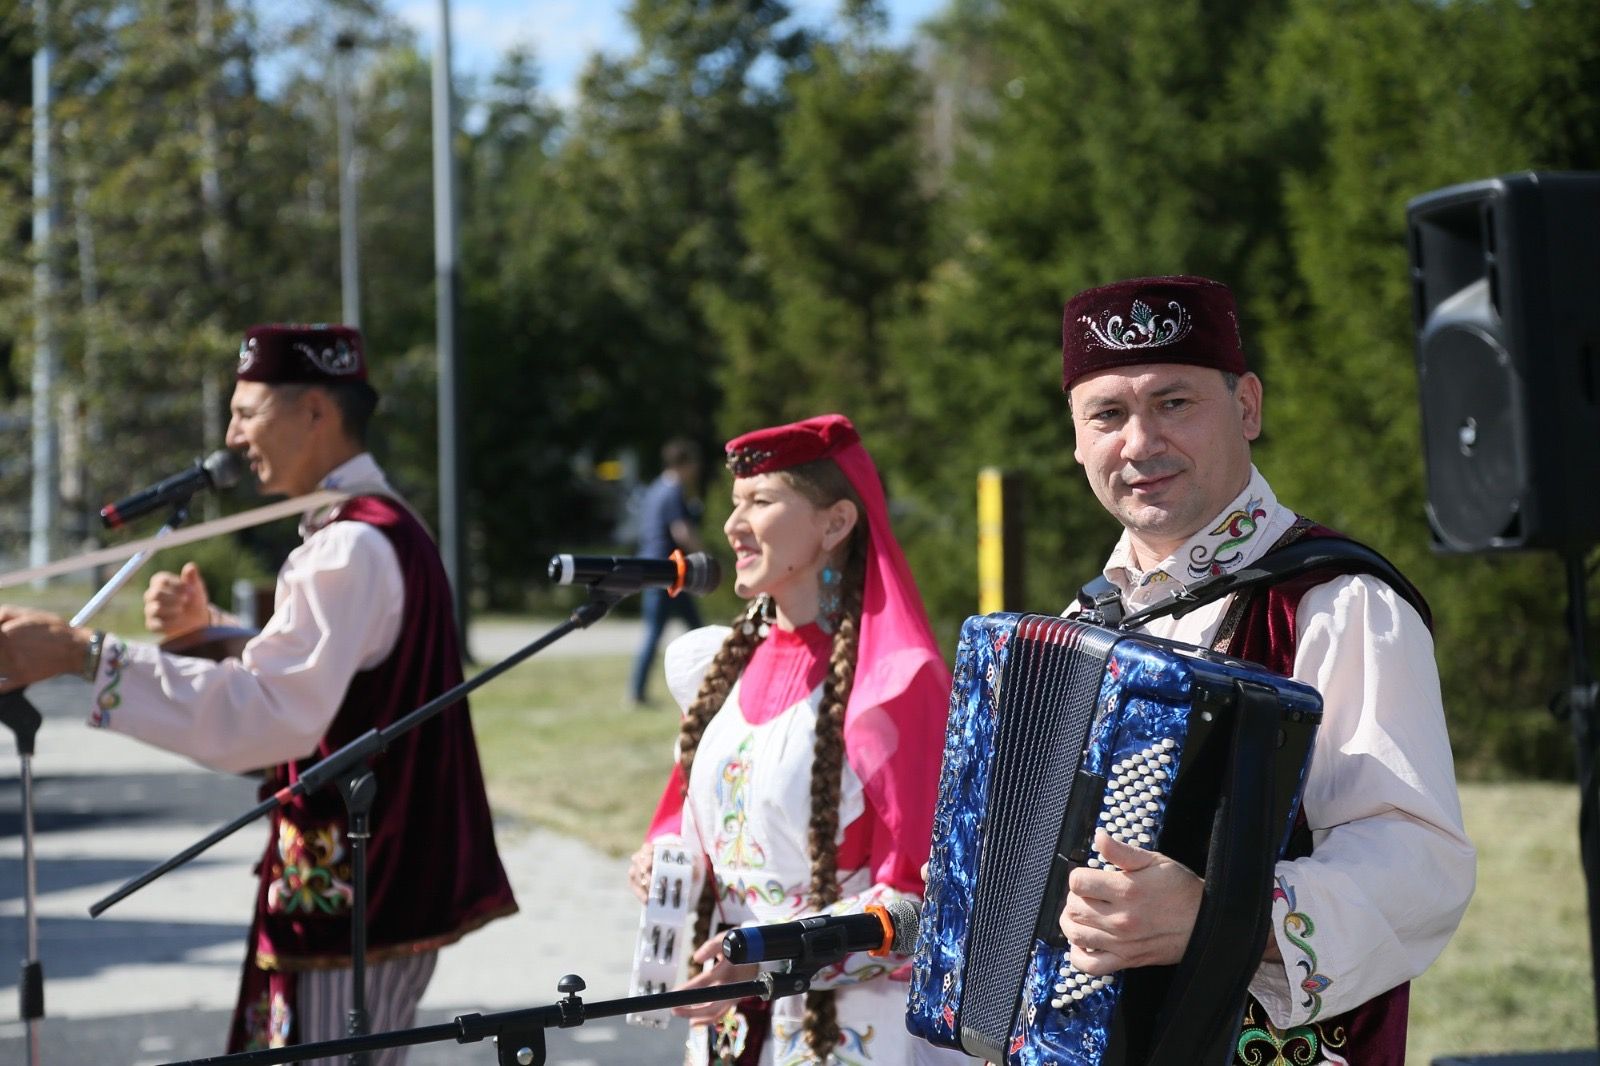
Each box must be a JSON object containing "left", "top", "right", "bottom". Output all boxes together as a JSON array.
[
  {"left": 1260, "top": 0, "right": 1600, "bottom": 772},
  {"left": 548, "top": 0, "right": 805, "bottom": 450},
  {"left": 892, "top": 0, "right": 1297, "bottom": 627},
  {"left": 706, "top": 0, "right": 936, "bottom": 436}
]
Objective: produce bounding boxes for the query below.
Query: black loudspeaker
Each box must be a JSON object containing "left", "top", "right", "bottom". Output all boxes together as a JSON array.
[{"left": 1406, "top": 171, "right": 1600, "bottom": 553}]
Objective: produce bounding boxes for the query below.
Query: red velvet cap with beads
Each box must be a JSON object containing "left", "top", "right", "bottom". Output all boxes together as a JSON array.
[
  {"left": 724, "top": 413, "right": 862, "bottom": 478},
  {"left": 1061, "top": 275, "right": 1246, "bottom": 392},
  {"left": 236, "top": 324, "right": 367, "bottom": 384}
]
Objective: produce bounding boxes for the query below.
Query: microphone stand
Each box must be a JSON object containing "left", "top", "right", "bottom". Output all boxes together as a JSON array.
[
  {"left": 69, "top": 499, "right": 193, "bottom": 628},
  {"left": 161, "top": 969, "right": 817, "bottom": 1066},
  {"left": 0, "top": 496, "right": 193, "bottom": 1066},
  {"left": 0, "top": 693, "right": 42, "bottom": 1066},
  {"left": 87, "top": 587, "right": 630, "bottom": 1063}
]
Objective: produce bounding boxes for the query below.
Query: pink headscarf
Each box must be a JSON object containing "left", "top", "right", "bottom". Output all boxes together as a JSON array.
[{"left": 649, "top": 415, "right": 950, "bottom": 867}]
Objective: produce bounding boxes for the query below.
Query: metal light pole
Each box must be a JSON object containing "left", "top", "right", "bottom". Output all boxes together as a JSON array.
[
  {"left": 431, "top": 0, "right": 469, "bottom": 649},
  {"left": 31, "top": 0, "right": 61, "bottom": 579},
  {"left": 334, "top": 30, "right": 361, "bottom": 329}
]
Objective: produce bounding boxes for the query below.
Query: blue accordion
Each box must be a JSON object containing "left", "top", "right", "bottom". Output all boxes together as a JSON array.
[{"left": 906, "top": 614, "right": 1322, "bottom": 1065}]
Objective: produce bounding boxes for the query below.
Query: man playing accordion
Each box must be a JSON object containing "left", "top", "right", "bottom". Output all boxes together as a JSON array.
[{"left": 1054, "top": 275, "right": 1474, "bottom": 1065}]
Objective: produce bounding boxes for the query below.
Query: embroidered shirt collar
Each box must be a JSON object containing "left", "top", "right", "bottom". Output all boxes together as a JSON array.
[
  {"left": 1102, "top": 466, "right": 1291, "bottom": 607},
  {"left": 301, "top": 453, "right": 394, "bottom": 536}
]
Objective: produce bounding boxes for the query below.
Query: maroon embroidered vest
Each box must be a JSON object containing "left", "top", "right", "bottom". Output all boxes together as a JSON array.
[
  {"left": 250, "top": 495, "right": 517, "bottom": 969},
  {"left": 1222, "top": 521, "right": 1427, "bottom": 1066}
]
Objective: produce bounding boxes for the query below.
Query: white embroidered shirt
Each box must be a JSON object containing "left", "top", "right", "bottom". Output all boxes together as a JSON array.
[
  {"left": 1081, "top": 465, "right": 1475, "bottom": 1029},
  {"left": 86, "top": 453, "right": 407, "bottom": 774}
]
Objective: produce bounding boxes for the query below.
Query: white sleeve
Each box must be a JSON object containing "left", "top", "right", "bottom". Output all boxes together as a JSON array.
[
  {"left": 1248, "top": 575, "right": 1476, "bottom": 1026},
  {"left": 85, "top": 521, "right": 406, "bottom": 774},
  {"left": 663, "top": 625, "right": 732, "bottom": 714}
]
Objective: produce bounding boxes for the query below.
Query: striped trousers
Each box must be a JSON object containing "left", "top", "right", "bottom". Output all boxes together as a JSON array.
[{"left": 295, "top": 950, "right": 438, "bottom": 1066}]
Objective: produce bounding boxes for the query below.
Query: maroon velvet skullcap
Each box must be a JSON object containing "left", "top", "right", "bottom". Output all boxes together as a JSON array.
[
  {"left": 725, "top": 413, "right": 862, "bottom": 478},
  {"left": 1062, "top": 275, "right": 1246, "bottom": 392},
  {"left": 236, "top": 324, "right": 367, "bottom": 384}
]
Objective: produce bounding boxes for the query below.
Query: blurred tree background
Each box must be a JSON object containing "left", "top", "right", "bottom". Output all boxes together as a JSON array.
[{"left": 2, "top": 0, "right": 1598, "bottom": 775}]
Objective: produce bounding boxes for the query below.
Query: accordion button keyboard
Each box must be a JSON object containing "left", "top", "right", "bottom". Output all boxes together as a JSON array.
[{"left": 1049, "top": 736, "right": 1178, "bottom": 1011}]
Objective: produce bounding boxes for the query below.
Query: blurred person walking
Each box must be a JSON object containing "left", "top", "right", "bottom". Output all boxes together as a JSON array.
[{"left": 629, "top": 437, "right": 706, "bottom": 707}]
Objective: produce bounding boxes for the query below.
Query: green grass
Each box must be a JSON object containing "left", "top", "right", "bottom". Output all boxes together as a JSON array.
[
  {"left": 469, "top": 653, "right": 680, "bottom": 858},
  {"left": 0, "top": 579, "right": 151, "bottom": 637},
  {"left": 1410, "top": 781, "right": 1595, "bottom": 1062},
  {"left": 471, "top": 655, "right": 1595, "bottom": 1061}
]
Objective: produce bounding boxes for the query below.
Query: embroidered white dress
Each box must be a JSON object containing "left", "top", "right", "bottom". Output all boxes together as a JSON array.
[{"left": 667, "top": 629, "right": 940, "bottom": 1066}]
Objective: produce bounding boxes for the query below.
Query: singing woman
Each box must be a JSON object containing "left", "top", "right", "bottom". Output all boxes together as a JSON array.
[{"left": 631, "top": 413, "right": 959, "bottom": 1066}]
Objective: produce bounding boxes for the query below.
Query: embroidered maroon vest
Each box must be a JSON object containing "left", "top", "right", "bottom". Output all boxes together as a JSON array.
[
  {"left": 250, "top": 494, "right": 517, "bottom": 969},
  {"left": 1222, "top": 522, "right": 1427, "bottom": 1066}
]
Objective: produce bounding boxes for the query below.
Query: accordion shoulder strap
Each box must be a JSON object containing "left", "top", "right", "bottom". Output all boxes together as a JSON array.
[
  {"left": 1116, "top": 527, "right": 1430, "bottom": 633},
  {"left": 1075, "top": 573, "right": 1126, "bottom": 626},
  {"left": 1144, "top": 679, "right": 1287, "bottom": 1065}
]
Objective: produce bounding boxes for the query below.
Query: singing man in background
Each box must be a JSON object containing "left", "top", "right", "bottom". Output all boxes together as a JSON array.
[
  {"left": 0, "top": 324, "right": 516, "bottom": 1063},
  {"left": 1053, "top": 276, "right": 1474, "bottom": 1064}
]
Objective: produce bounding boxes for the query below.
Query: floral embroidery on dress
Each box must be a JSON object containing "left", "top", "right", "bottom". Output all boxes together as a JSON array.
[
  {"left": 242, "top": 989, "right": 292, "bottom": 1050},
  {"left": 1235, "top": 999, "right": 1347, "bottom": 1065},
  {"left": 89, "top": 639, "right": 129, "bottom": 727},
  {"left": 773, "top": 1020, "right": 877, "bottom": 1065},
  {"left": 717, "top": 874, "right": 800, "bottom": 909},
  {"left": 1188, "top": 496, "right": 1267, "bottom": 578},
  {"left": 713, "top": 734, "right": 768, "bottom": 869},
  {"left": 711, "top": 1004, "right": 752, "bottom": 1063},
  {"left": 811, "top": 958, "right": 893, "bottom": 987},
  {"left": 266, "top": 821, "right": 354, "bottom": 915},
  {"left": 1273, "top": 876, "right": 1332, "bottom": 1020}
]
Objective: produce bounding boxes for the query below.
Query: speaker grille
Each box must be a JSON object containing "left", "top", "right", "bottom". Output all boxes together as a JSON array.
[
  {"left": 1418, "top": 286, "right": 1525, "bottom": 549},
  {"left": 1407, "top": 171, "right": 1600, "bottom": 552}
]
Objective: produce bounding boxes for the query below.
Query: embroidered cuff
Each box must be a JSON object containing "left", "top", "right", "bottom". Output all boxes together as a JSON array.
[
  {"left": 1248, "top": 874, "right": 1332, "bottom": 1029},
  {"left": 87, "top": 637, "right": 129, "bottom": 729},
  {"left": 80, "top": 629, "right": 106, "bottom": 681}
]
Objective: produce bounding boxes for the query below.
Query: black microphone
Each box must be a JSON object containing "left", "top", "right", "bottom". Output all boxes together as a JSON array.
[
  {"left": 721, "top": 897, "right": 921, "bottom": 966},
  {"left": 100, "top": 450, "right": 246, "bottom": 529},
  {"left": 547, "top": 550, "right": 721, "bottom": 597}
]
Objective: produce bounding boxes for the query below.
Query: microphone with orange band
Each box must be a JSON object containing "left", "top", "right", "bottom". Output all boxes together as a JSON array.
[
  {"left": 721, "top": 897, "right": 922, "bottom": 966},
  {"left": 547, "top": 549, "right": 721, "bottom": 597}
]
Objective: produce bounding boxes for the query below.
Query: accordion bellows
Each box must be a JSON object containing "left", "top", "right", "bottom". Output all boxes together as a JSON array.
[{"left": 907, "top": 614, "right": 1323, "bottom": 1065}]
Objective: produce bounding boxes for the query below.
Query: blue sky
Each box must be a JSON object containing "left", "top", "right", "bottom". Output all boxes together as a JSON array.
[{"left": 390, "top": 0, "right": 947, "bottom": 104}]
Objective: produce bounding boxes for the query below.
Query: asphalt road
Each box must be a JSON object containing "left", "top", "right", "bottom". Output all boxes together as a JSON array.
[{"left": 0, "top": 616, "right": 690, "bottom": 1066}]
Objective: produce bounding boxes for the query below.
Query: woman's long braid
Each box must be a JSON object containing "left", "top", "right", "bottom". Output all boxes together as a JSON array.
[
  {"left": 800, "top": 538, "right": 866, "bottom": 1064},
  {"left": 681, "top": 607, "right": 768, "bottom": 953}
]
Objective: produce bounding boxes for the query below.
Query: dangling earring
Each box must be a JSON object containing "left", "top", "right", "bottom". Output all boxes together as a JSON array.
[
  {"left": 817, "top": 565, "right": 843, "bottom": 635},
  {"left": 739, "top": 594, "right": 773, "bottom": 639}
]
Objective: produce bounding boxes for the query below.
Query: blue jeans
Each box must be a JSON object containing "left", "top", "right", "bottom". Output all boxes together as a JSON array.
[{"left": 628, "top": 587, "right": 705, "bottom": 702}]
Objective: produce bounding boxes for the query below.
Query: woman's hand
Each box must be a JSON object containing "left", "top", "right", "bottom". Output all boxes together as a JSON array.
[
  {"left": 672, "top": 932, "right": 760, "bottom": 1023},
  {"left": 627, "top": 841, "right": 654, "bottom": 904}
]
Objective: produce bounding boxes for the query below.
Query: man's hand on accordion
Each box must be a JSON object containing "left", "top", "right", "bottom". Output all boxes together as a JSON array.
[{"left": 1058, "top": 829, "right": 1204, "bottom": 975}]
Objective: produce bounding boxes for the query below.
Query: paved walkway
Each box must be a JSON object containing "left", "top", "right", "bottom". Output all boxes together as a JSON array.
[{"left": 0, "top": 616, "right": 687, "bottom": 1066}]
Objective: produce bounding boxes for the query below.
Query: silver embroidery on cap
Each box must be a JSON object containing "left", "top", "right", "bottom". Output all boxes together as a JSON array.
[
  {"left": 292, "top": 339, "right": 361, "bottom": 376},
  {"left": 1079, "top": 298, "right": 1192, "bottom": 351}
]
